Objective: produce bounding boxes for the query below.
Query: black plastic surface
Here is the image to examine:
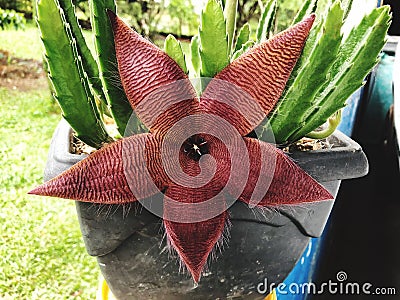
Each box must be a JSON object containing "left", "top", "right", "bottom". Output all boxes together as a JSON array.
[{"left": 43, "top": 119, "right": 369, "bottom": 299}]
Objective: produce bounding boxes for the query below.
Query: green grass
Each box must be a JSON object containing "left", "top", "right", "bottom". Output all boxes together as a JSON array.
[
  {"left": 0, "top": 22, "right": 96, "bottom": 62},
  {"left": 0, "top": 22, "right": 44, "bottom": 61},
  {"left": 0, "top": 88, "right": 99, "bottom": 299},
  {"left": 0, "top": 22, "right": 99, "bottom": 299}
]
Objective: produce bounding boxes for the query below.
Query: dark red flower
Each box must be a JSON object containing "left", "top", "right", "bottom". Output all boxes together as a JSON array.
[{"left": 29, "top": 13, "right": 332, "bottom": 282}]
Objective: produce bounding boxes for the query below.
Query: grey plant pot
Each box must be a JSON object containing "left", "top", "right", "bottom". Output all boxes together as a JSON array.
[{"left": 43, "top": 119, "right": 368, "bottom": 300}]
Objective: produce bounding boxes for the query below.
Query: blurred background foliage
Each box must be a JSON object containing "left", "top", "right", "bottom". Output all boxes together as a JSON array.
[
  {"left": 0, "top": 0, "right": 302, "bottom": 39},
  {"left": 0, "top": 7, "right": 26, "bottom": 29},
  {"left": 0, "top": 0, "right": 34, "bottom": 18}
]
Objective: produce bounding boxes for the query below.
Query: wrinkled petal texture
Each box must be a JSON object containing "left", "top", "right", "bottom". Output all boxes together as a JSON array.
[
  {"left": 161, "top": 134, "right": 232, "bottom": 212},
  {"left": 200, "top": 14, "right": 315, "bottom": 136},
  {"left": 164, "top": 187, "right": 227, "bottom": 283},
  {"left": 236, "top": 138, "right": 333, "bottom": 206},
  {"left": 29, "top": 134, "right": 165, "bottom": 204},
  {"left": 108, "top": 11, "right": 199, "bottom": 136},
  {"left": 162, "top": 135, "right": 232, "bottom": 282}
]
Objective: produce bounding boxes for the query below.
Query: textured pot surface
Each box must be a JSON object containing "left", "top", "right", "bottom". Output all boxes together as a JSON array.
[{"left": 44, "top": 119, "right": 368, "bottom": 299}]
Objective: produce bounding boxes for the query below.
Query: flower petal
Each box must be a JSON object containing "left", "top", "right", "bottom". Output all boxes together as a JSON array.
[
  {"left": 163, "top": 185, "right": 228, "bottom": 283},
  {"left": 160, "top": 135, "right": 235, "bottom": 282},
  {"left": 29, "top": 134, "right": 167, "bottom": 204},
  {"left": 200, "top": 15, "right": 315, "bottom": 136},
  {"left": 108, "top": 11, "right": 199, "bottom": 136},
  {"left": 234, "top": 137, "right": 333, "bottom": 207}
]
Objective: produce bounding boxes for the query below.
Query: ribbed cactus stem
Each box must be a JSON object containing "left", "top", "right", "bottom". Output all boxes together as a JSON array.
[
  {"left": 224, "top": 0, "right": 238, "bottom": 54},
  {"left": 37, "top": 0, "right": 112, "bottom": 148},
  {"left": 58, "top": 0, "right": 106, "bottom": 105},
  {"left": 89, "top": 0, "right": 141, "bottom": 136}
]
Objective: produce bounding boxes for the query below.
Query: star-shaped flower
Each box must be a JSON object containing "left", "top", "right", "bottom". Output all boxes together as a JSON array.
[{"left": 30, "top": 12, "right": 332, "bottom": 283}]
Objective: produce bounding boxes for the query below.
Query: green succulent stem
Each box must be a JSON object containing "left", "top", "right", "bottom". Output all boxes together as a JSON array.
[
  {"left": 233, "top": 22, "right": 250, "bottom": 55},
  {"left": 199, "top": 0, "right": 230, "bottom": 91},
  {"left": 232, "top": 40, "right": 255, "bottom": 60},
  {"left": 306, "top": 109, "right": 342, "bottom": 139},
  {"left": 291, "top": 0, "right": 318, "bottom": 25},
  {"left": 270, "top": 0, "right": 344, "bottom": 143},
  {"left": 268, "top": 2, "right": 390, "bottom": 144},
  {"left": 89, "top": 0, "right": 140, "bottom": 136},
  {"left": 164, "top": 34, "right": 188, "bottom": 74},
  {"left": 37, "top": 0, "right": 112, "bottom": 148},
  {"left": 190, "top": 35, "right": 201, "bottom": 77},
  {"left": 199, "top": 0, "right": 229, "bottom": 78},
  {"left": 224, "top": 0, "right": 238, "bottom": 54},
  {"left": 289, "top": 5, "right": 391, "bottom": 142},
  {"left": 58, "top": 0, "right": 106, "bottom": 104},
  {"left": 342, "top": 0, "right": 354, "bottom": 20},
  {"left": 256, "top": 0, "right": 277, "bottom": 43}
]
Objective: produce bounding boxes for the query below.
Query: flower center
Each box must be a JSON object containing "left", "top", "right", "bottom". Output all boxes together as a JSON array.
[{"left": 183, "top": 135, "right": 209, "bottom": 161}]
